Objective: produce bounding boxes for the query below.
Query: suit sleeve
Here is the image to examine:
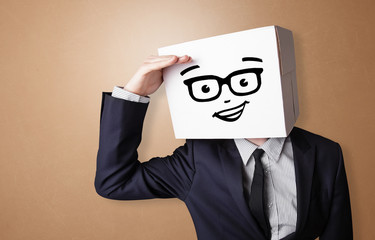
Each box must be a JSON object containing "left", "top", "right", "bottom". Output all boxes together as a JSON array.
[
  {"left": 94, "top": 92, "right": 195, "bottom": 201},
  {"left": 320, "top": 144, "right": 353, "bottom": 239}
]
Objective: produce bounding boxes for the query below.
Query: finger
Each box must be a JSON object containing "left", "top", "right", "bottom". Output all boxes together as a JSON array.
[
  {"left": 145, "top": 55, "right": 178, "bottom": 64},
  {"left": 144, "top": 56, "right": 179, "bottom": 71},
  {"left": 152, "top": 55, "right": 192, "bottom": 70},
  {"left": 141, "top": 55, "right": 192, "bottom": 73},
  {"left": 176, "top": 55, "right": 192, "bottom": 64}
]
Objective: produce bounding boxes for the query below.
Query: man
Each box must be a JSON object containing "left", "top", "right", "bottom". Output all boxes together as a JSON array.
[{"left": 95, "top": 55, "right": 352, "bottom": 239}]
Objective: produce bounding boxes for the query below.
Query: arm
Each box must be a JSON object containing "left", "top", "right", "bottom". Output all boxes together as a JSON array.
[
  {"left": 95, "top": 93, "right": 195, "bottom": 200},
  {"left": 320, "top": 144, "right": 353, "bottom": 239},
  {"left": 95, "top": 55, "right": 194, "bottom": 200}
]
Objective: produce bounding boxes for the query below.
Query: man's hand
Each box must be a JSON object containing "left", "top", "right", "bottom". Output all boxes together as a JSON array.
[{"left": 124, "top": 55, "right": 191, "bottom": 96}]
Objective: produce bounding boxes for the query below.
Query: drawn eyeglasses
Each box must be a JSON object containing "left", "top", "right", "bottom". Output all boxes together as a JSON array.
[{"left": 183, "top": 68, "right": 263, "bottom": 102}]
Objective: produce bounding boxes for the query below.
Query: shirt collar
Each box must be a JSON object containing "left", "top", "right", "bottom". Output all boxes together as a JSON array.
[{"left": 234, "top": 137, "right": 287, "bottom": 165}]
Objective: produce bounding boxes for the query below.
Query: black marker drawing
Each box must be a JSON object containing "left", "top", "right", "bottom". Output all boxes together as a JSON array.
[
  {"left": 180, "top": 65, "right": 200, "bottom": 76},
  {"left": 212, "top": 100, "right": 250, "bottom": 122},
  {"left": 181, "top": 57, "right": 263, "bottom": 122},
  {"left": 242, "top": 57, "right": 263, "bottom": 62}
]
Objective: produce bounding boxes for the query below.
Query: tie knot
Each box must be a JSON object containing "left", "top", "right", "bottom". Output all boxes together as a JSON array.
[{"left": 252, "top": 148, "right": 265, "bottom": 161}]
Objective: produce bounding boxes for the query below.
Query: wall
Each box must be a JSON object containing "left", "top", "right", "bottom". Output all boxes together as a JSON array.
[{"left": 1, "top": 0, "right": 374, "bottom": 239}]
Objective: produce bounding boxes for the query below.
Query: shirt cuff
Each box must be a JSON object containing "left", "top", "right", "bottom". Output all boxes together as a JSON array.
[{"left": 111, "top": 86, "right": 150, "bottom": 103}]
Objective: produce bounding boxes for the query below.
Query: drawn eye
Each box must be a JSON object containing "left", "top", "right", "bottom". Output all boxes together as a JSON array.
[
  {"left": 231, "top": 73, "right": 258, "bottom": 94},
  {"left": 202, "top": 85, "right": 210, "bottom": 93},
  {"left": 191, "top": 79, "right": 220, "bottom": 100},
  {"left": 239, "top": 79, "right": 248, "bottom": 87}
]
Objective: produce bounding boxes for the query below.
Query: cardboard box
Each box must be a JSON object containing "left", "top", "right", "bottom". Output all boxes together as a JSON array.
[{"left": 158, "top": 25, "right": 299, "bottom": 139}]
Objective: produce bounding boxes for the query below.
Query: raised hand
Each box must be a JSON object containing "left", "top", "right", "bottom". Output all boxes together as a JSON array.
[{"left": 124, "top": 55, "right": 191, "bottom": 96}]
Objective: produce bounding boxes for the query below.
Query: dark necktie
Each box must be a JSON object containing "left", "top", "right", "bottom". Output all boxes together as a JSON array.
[{"left": 249, "top": 148, "right": 271, "bottom": 239}]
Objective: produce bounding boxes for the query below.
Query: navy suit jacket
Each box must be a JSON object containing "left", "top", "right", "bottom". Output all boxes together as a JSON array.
[{"left": 95, "top": 92, "right": 353, "bottom": 240}]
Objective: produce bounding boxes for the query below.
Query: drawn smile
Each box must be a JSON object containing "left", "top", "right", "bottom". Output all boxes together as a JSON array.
[{"left": 212, "top": 101, "right": 250, "bottom": 122}]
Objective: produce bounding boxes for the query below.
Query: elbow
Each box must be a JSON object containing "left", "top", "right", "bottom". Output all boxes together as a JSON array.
[
  {"left": 95, "top": 186, "right": 108, "bottom": 199},
  {"left": 94, "top": 177, "right": 114, "bottom": 199},
  {"left": 94, "top": 175, "right": 127, "bottom": 200}
]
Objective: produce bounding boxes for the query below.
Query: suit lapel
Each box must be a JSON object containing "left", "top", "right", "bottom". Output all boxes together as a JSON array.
[
  {"left": 219, "top": 139, "right": 266, "bottom": 239},
  {"left": 290, "top": 128, "right": 316, "bottom": 234}
]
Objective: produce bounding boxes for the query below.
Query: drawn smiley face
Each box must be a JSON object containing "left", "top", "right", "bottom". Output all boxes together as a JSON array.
[{"left": 181, "top": 57, "right": 264, "bottom": 122}]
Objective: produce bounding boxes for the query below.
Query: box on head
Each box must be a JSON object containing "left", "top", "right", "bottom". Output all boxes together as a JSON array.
[{"left": 158, "top": 26, "right": 299, "bottom": 139}]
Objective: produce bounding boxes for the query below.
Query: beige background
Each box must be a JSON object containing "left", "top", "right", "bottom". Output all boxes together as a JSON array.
[{"left": 0, "top": 0, "right": 374, "bottom": 239}]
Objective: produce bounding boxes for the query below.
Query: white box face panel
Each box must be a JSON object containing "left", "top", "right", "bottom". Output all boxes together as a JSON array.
[{"left": 158, "top": 26, "right": 298, "bottom": 139}]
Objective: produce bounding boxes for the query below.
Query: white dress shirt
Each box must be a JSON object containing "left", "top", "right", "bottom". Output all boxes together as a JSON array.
[
  {"left": 112, "top": 86, "right": 150, "bottom": 103},
  {"left": 111, "top": 86, "right": 297, "bottom": 240}
]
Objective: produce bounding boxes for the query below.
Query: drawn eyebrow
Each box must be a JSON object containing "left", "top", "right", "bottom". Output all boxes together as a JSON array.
[
  {"left": 180, "top": 65, "right": 200, "bottom": 76},
  {"left": 242, "top": 57, "right": 263, "bottom": 62}
]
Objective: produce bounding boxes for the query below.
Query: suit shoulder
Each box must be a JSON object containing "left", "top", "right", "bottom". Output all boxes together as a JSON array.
[
  {"left": 173, "top": 139, "right": 221, "bottom": 153},
  {"left": 292, "top": 127, "right": 340, "bottom": 148},
  {"left": 186, "top": 139, "right": 223, "bottom": 146},
  {"left": 292, "top": 127, "right": 344, "bottom": 171}
]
